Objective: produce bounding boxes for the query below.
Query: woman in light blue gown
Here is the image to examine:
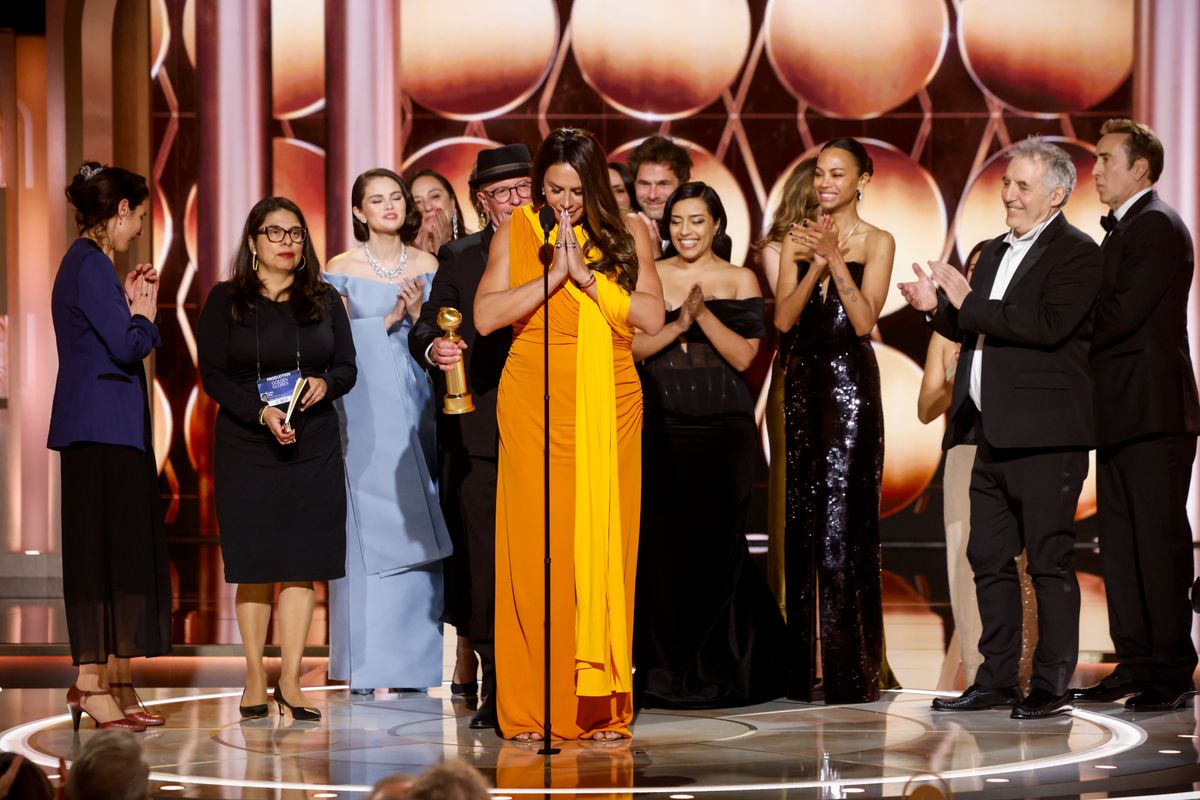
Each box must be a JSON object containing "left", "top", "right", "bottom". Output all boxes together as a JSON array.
[{"left": 324, "top": 168, "right": 452, "bottom": 693}]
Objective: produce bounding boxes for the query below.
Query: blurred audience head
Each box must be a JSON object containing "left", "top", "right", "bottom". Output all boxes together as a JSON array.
[
  {"left": 404, "top": 759, "right": 490, "bottom": 800},
  {"left": 0, "top": 752, "right": 55, "bottom": 800},
  {"left": 366, "top": 771, "right": 416, "bottom": 800},
  {"left": 65, "top": 729, "right": 149, "bottom": 800}
]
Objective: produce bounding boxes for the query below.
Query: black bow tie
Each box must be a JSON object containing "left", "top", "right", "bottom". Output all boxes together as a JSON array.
[{"left": 1100, "top": 212, "right": 1117, "bottom": 232}]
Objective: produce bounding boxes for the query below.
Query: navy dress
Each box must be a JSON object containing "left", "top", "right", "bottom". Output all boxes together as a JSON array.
[
  {"left": 197, "top": 284, "right": 357, "bottom": 584},
  {"left": 325, "top": 273, "right": 451, "bottom": 690},
  {"left": 782, "top": 261, "right": 885, "bottom": 704}
]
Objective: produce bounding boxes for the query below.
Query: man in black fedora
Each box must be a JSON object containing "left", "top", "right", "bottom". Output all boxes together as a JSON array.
[{"left": 409, "top": 143, "right": 531, "bottom": 729}]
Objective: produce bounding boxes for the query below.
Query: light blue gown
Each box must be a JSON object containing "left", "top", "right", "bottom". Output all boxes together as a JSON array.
[{"left": 325, "top": 272, "right": 452, "bottom": 690}]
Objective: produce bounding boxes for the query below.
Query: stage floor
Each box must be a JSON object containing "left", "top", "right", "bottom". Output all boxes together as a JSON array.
[{"left": 3, "top": 686, "right": 1200, "bottom": 799}]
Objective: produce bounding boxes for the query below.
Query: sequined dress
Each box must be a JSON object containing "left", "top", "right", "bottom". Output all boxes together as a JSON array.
[
  {"left": 634, "top": 298, "right": 788, "bottom": 709},
  {"left": 782, "top": 261, "right": 884, "bottom": 703}
]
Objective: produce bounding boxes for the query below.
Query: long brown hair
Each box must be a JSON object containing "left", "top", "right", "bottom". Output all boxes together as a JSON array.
[
  {"left": 228, "top": 196, "right": 331, "bottom": 324},
  {"left": 756, "top": 157, "right": 819, "bottom": 250},
  {"left": 532, "top": 128, "right": 638, "bottom": 293}
]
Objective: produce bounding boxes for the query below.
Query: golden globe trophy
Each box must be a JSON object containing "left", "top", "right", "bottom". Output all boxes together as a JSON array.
[{"left": 437, "top": 307, "right": 475, "bottom": 415}]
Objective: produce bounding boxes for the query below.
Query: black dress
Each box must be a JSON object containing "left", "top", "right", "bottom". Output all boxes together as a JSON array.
[
  {"left": 783, "top": 262, "right": 884, "bottom": 704},
  {"left": 634, "top": 298, "right": 788, "bottom": 709},
  {"left": 197, "top": 284, "right": 357, "bottom": 583}
]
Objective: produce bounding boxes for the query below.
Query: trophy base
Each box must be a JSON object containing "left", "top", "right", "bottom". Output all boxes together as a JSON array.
[{"left": 443, "top": 394, "right": 475, "bottom": 415}]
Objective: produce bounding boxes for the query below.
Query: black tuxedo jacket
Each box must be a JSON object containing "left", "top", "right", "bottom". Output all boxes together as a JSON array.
[
  {"left": 933, "top": 213, "right": 1103, "bottom": 451},
  {"left": 1091, "top": 190, "right": 1200, "bottom": 447},
  {"left": 408, "top": 226, "right": 512, "bottom": 458}
]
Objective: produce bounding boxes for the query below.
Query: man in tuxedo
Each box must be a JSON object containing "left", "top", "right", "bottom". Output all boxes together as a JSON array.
[
  {"left": 1071, "top": 119, "right": 1200, "bottom": 711},
  {"left": 899, "top": 138, "right": 1102, "bottom": 719},
  {"left": 409, "top": 144, "right": 531, "bottom": 729}
]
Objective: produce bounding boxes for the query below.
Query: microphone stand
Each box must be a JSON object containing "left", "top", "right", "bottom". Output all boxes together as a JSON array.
[{"left": 536, "top": 218, "right": 561, "bottom": 757}]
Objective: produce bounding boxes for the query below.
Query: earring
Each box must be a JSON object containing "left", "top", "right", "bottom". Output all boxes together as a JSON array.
[
  {"left": 857, "top": 189, "right": 864, "bottom": 202},
  {"left": 252, "top": 252, "right": 259, "bottom": 271},
  {"left": 451, "top": 213, "right": 459, "bottom": 240},
  {"left": 297, "top": 255, "right": 306, "bottom": 271}
]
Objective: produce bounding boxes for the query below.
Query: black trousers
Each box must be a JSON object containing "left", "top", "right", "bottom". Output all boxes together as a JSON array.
[
  {"left": 1097, "top": 434, "right": 1198, "bottom": 695},
  {"left": 442, "top": 450, "right": 499, "bottom": 698},
  {"left": 969, "top": 431, "right": 1088, "bottom": 695}
]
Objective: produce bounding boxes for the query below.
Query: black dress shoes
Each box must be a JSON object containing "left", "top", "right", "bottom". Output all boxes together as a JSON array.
[
  {"left": 1070, "top": 676, "right": 1141, "bottom": 703},
  {"left": 1011, "top": 689, "right": 1073, "bottom": 719},
  {"left": 931, "top": 684, "right": 1020, "bottom": 711},
  {"left": 1125, "top": 688, "right": 1196, "bottom": 711},
  {"left": 469, "top": 694, "right": 498, "bottom": 729}
]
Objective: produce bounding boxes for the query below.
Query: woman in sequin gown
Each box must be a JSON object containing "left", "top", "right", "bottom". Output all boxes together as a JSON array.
[{"left": 776, "top": 139, "right": 896, "bottom": 704}]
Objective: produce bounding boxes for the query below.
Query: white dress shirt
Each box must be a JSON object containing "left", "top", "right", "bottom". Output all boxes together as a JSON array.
[
  {"left": 968, "top": 212, "right": 1060, "bottom": 410},
  {"left": 1114, "top": 187, "right": 1152, "bottom": 221}
]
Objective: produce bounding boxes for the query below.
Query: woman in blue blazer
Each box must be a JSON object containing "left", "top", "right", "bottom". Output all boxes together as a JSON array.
[{"left": 48, "top": 162, "right": 172, "bottom": 731}]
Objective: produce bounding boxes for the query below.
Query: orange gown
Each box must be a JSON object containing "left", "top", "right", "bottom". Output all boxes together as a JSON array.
[{"left": 494, "top": 205, "right": 641, "bottom": 739}]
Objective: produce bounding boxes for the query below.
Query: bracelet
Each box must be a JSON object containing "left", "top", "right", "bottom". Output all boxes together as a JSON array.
[
  {"left": 577, "top": 272, "right": 597, "bottom": 291},
  {"left": 258, "top": 405, "right": 269, "bottom": 426}
]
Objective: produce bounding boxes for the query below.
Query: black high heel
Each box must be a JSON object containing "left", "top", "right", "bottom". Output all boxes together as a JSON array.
[
  {"left": 239, "top": 689, "right": 269, "bottom": 719},
  {"left": 450, "top": 681, "right": 479, "bottom": 698},
  {"left": 273, "top": 686, "right": 321, "bottom": 721}
]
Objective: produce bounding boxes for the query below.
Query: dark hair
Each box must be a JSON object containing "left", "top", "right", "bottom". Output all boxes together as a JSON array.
[
  {"left": 228, "top": 196, "right": 331, "bottom": 324},
  {"left": 408, "top": 168, "right": 465, "bottom": 240},
  {"left": 628, "top": 135, "right": 693, "bottom": 184},
  {"left": 820, "top": 137, "right": 874, "bottom": 176},
  {"left": 532, "top": 128, "right": 639, "bottom": 293},
  {"left": 1100, "top": 118, "right": 1164, "bottom": 183},
  {"left": 963, "top": 239, "right": 989, "bottom": 277},
  {"left": 64, "top": 161, "right": 150, "bottom": 236},
  {"left": 607, "top": 161, "right": 642, "bottom": 213},
  {"left": 0, "top": 753, "right": 54, "bottom": 800},
  {"left": 658, "top": 182, "right": 733, "bottom": 262},
  {"left": 351, "top": 168, "right": 421, "bottom": 243},
  {"left": 756, "top": 157, "right": 819, "bottom": 250}
]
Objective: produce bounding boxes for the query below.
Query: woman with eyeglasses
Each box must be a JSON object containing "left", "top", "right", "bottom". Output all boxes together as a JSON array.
[
  {"left": 197, "top": 197, "right": 357, "bottom": 721},
  {"left": 323, "top": 169, "right": 452, "bottom": 697}
]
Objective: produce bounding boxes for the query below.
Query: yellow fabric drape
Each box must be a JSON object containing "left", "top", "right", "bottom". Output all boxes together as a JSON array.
[{"left": 520, "top": 205, "right": 633, "bottom": 696}]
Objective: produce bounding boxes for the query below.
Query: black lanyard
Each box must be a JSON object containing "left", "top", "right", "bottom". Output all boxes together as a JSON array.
[{"left": 253, "top": 302, "right": 302, "bottom": 383}]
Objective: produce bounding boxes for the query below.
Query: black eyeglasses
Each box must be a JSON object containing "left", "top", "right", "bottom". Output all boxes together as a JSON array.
[
  {"left": 257, "top": 225, "right": 307, "bottom": 244},
  {"left": 484, "top": 181, "right": 533, "bottom": 203}
]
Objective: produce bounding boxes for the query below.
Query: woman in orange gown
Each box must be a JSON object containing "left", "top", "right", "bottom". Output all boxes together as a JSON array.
[{"left": 475, "top": 128, "right": 664, "bottom": 741}]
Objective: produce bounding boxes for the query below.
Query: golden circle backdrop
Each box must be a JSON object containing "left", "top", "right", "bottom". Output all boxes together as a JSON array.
[
  {"left": 272, "top": 138, "right": 328, "bottom": 262},
  {"left": 399, "top": 0, "right": 558, "bottom": 120},
  {"left": 571, "top": 0, "right": 751, "bottom": 120},
  {"left": 955, "top": 138, "right": 1107, "bottom": 263},
  {"left": 609, "top": 139, "right": 751, "bottom": 267},
  {"left": 765, "top": 140, "right": 948, "bottom": 318},
  {"left": 182, "top": 0, "right": 196, "bottom": 68},
  {"left": 958, "top": 0, "right": 1133, "bottom": 114},
  {"left": 877, "top": 342, "right": 944, "bottom": 518},
  {"left": 271, "top": 0, "right": 325, "bottom": 119},
  {"left": 401, "top": 137, "right": 502, "bottom": 235},
  {"left": 764, "top": 0, "right": 949, "bottom": 119}
]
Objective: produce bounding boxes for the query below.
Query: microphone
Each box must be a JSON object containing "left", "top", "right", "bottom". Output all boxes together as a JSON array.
[{"left": 538, "top": 205, "right": 557, "bottom": 268}]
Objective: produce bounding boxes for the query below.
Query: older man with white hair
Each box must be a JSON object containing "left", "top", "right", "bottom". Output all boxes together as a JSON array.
[{"left": 899, "top": 138, "right": 1102, "bottom": 719}]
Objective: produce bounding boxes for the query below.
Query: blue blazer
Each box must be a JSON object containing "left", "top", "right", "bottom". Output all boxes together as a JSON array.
[{"left": 47, "top": 238, "right": 161, "bottom": 451}]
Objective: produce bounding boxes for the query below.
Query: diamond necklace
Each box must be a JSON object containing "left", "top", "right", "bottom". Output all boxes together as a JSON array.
[{"left": 363, "top": 241, "right": 408, "bottom": 282}]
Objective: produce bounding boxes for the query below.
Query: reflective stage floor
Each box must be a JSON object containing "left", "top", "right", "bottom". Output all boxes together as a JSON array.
[{"left": 4, "top": 686, "right": 1200, "bottom": 799}]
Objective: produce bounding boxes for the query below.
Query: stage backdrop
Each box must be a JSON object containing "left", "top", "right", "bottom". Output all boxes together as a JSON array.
[{"left": 0, "top": 0, "right": 1136, "bottom": 663}]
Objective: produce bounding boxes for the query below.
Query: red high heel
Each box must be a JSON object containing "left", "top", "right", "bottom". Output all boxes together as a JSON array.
[
  {"left": 66, "top": 685, "right": 147, "bottom": 732},
  {"left": 110, "top": 682, "right": 165, "bottom": 726}
]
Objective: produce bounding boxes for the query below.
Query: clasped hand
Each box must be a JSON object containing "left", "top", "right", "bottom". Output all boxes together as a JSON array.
[
  {"left": 387, "top": 276, "right": 426, "bottom": 327},
  {"left": 676, "top": 283, "right": 706, "bottom": 330},
  {"left": 124, "top": 262, "right": 159, "bottom": 318},
  {"left": 551, "top": 208, "right": 592, "bottom": 287}
]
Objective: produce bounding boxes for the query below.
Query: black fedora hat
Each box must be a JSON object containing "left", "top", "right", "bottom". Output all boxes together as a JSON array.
[{"left": 470, "top": 143, "right": 532, "bottom": 189}]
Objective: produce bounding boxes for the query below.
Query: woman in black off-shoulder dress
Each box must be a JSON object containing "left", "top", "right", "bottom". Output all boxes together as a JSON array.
[
  {"left": 775, "top": 138, "right": 896, "bottom": 705},
  {"left": 632, "top": 182, "right": 787, "bottom": 709}
]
